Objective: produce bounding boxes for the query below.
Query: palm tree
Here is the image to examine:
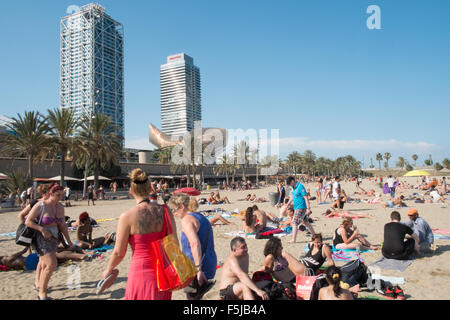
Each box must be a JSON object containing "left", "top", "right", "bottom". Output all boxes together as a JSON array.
[
  {"left": 443, "top": 158, "right": 450, "bottom": 170},
  {"left": 233, "top": 141, "right": 250, "bottom": 182},
  {"left": 303, "top": 150, "right": 316, "bottom": 176},
  {"left": 376, "top": 153, "right": 383, "bottom": 170},
  {"left": 411, "top": 154, "right": 418, "bottom": 167},
  {"left": 3, "top": 111, "right": 49, "bottom": 182},
  {"left": 214, "top": 154, "right": 231, "bottom": 186},
  {"left": 4, "top": 169, "right": 28, "bottom": 196},
  {"left": 396, "top": 157, "right": 406, "bottom": 170},
  {"left": 46, "top": 108, "right": 78, "bottom": 187},
  {"left": 77, "top": 112, "right": 122, "bottom": 190},
  {"left": 286, "top": 151, "right": 302, "bottom": 175},
  {"left": 383, "top": 152, "right": 391, "bottom": 169}
]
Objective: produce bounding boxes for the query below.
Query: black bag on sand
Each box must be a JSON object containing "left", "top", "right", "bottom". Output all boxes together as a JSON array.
[
  {"left": 340, "top": 259, "right": 370, "bottom": 288},
  {"left": 15, "top": 203, "right": 45, "bottom": 247}
]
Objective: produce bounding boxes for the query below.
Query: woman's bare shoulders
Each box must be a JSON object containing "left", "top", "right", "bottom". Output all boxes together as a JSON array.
[{"left": 126, "top": 203, "right": 165, "bottom": 234}]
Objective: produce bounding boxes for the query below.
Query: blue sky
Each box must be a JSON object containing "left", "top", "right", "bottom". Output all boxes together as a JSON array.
[{"left": 0, "top": 0, "right": 449, "bottom": 167}]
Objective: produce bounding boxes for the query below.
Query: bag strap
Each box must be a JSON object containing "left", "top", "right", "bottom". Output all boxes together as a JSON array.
[
  {"left": 37, "top": 202, "right": 45, "bottom": 226},
  {"left": 162, "top": 204, "right": 173, "bottom": 235}
]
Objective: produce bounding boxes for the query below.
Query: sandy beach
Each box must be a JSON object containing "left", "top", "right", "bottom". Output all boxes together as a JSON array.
[{"left": 0, "top": 177, "right": 449, "bottom": 300}]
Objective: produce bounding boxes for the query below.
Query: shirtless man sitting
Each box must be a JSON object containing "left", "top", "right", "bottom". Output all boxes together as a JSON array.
[
  {"left": 219, "top": 237, "right": 269, "bottom": 300},
  {"left": 207, "top": 192, "right": 219, "bottom": 204},
  {"left": 214, "top": 191, "right": 231, "bottom": 204}
]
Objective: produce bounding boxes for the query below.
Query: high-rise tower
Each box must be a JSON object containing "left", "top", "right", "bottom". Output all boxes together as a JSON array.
[
  {"left": 160, "top": 53, "right": 201, "bottom": 137},
  {"left": 60, "top": 3, "right": 124, "bottom": 139}
]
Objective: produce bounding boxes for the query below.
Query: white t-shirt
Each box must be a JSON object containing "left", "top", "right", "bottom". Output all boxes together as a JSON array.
[
  {"left": 430, "top": 190, "right": 441, "bottom": 202},
  {"left": 332, "top": 181, "right": 341, "bottom": 199},
  {"left": 66, "top": 187, "right": 71, "bottom": 197},
  {"left": 387, "top": 178, "right": 395, "bottom": 188}
]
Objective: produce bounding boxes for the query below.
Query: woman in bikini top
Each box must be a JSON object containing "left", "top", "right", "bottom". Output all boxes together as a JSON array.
[{"left": 262, "top": 238, "right": 296, "bottom": 283}]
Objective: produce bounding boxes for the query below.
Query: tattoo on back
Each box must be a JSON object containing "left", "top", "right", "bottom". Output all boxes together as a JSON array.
[{"left": 137, "top": 203, "right": 164, "bottom": 234}]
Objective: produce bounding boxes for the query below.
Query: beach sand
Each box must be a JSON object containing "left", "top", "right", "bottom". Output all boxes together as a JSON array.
[{"left": 0, "top": 177, "right": 449, "bottom": 300}]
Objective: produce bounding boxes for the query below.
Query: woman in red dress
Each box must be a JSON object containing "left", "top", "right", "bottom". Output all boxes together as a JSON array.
[{"left": 101, "top": 169, "right": 178, "bottom": 300}]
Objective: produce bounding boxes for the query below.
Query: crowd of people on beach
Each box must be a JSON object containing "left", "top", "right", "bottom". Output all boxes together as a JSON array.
[{"left": 0, "top": 169, "right": 447, "bottom": 300}]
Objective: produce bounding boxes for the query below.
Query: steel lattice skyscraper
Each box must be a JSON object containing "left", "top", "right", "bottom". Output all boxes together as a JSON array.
[
  {"left": 60, "top": 4, "right": 124, "bottom": 139},
  {"left": 160, "top": 53, "right": 201, "bottom": 137}
]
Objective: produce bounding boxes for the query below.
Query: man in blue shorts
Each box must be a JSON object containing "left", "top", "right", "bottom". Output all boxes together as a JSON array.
[{"left": 286, "top": 176, "right": 315, "bottom": 243}]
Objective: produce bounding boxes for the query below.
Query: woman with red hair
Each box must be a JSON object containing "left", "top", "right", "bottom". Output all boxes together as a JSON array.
[
  {"left": 25, "top": 184, "right": 73, "bottom": 300},
  {"left": 76, "top": 211, "right": 115, "bottom": 249}
]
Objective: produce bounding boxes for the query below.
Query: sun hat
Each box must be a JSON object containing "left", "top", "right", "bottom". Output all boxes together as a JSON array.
[{"left": 407, "top": 208, "right": 418, "bottom": 216}]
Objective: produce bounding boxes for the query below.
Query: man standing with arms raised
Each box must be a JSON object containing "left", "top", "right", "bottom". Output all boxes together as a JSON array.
[{"left": 286, "top": 176, "right": 315, "bottom": 243}]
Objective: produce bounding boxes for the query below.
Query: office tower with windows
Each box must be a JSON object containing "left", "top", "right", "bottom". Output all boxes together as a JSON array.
[
  {"left": 60, "top": 3, "right": 124, "bottom": 139},
  {"left": 160, "top": 53, "right": 201, "bottom": 137}
]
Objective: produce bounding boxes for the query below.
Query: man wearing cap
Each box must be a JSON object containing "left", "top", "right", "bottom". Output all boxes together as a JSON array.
[{"left": 404, "top": 208, "right": 434, "bottom": 253}]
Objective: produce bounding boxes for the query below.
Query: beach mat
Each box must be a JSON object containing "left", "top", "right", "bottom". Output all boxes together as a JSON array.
[
  {"left": 96, "top": 218, "right": 119, "bottom": 223},
  {"left": 0, "top": 232, "right": 16, "bottom": 237},
  {"left": 433, "top": 234, "right": 450, "bottom": 240},
  {"left": 225, "top": 228, "right": 289, "bottom": 239},
  {"left": 370, "top": 257, "right": 412, "bottom": 272},
  {"left": 432, "top": 229, "right": 450, "bottom": 235},
  {"left": 370, "top": 274, "right": 405, "bottom": 285},
  {"left": 303, "top": 244, "right": 373, "bottom": 253},
  {"left": 87, "top": 244, "right": 114, "bottom": 253}
]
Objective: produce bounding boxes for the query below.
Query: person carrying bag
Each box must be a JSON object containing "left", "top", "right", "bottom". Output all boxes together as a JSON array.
[{"left": 16, "top": 202, "right": 45, "bottom": 247}]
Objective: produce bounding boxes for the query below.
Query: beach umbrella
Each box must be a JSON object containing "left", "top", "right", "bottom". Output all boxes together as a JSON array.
[
  {"left": 173, "top": 187, "right": 201, "bottom": 196},
  {"left": 48, "top": 176, "right": 81, "bottom": 181},
  {"left": 403, "top": 170, "right": 431, "bottom": 177},
  {"left": 86, "top": 175, "right": 111, "bottom": 181}
]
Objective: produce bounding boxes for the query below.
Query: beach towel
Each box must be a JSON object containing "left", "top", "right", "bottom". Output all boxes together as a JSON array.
[
  {"left": 323, "top": 211, "right": 366, "bottom": 219},
  {"left": 369, "top": 274, "right": 405, "bottom": 285},
  {"left": 0, "top": 232, "right": 16, "bottom": 237},
  {"left": 96, "top": 218, "right": 119, "bottom": 223},
  {"left": 331, "top": 250, "right": 364, "bottom": 263},
  {"left": 0, "top": 265, "right": 10, "bottom": 272},
  {"left": 433, "top": 234, "right": 450, "bottom": 240},
  {"left": 303, "top": 244, "right": 373, "bottom": 254},
  {"left": 318, "top": 202, "right": 329, "bottom": 205},
  {"left": 370, "top": 257, "right": 413, "bottom": 272},
  {"left": 432, "top": 229, "right": 450, "bottom": 235},
  {"left": 225, "top": 228, "right": 290, "bottom": 239},
  {"left": 87, "top": 244, "right": 114, "bottom": 253}
]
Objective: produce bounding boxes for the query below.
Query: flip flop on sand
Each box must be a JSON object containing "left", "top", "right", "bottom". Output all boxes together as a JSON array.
[{"left": 96, "top": 269, "right": 119, "bottom": 295}]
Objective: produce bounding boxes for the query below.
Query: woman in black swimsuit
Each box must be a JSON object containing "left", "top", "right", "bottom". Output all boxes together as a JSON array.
[
  {"left": 333, "top": 217, "right": 378, "bottom": 251},
  {"left": 264, "top": 234, "right": 335, "bottom": 277}
]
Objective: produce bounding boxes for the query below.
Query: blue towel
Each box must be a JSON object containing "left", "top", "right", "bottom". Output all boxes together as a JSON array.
[
  {"left": 87, "top": 244, "right": 114, "bottom": 252},
  {"left": 304, "top": 244, "right": 374, "bottom": 253},
  {"left": 0, "top": 232, "right": 16, "bottom": 237}
]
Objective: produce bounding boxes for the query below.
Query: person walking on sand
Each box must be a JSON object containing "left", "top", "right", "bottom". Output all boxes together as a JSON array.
[
  {"left": 168, "top": 194, "right": 217, "bottom": 300},
  {"left": 25, "top": 184, "right": 74, "bottom": 300},
  {"left": 286, "top": 176, "right": 315, "bottom": 243},
  {"left": 87, "top": 184, "right": 95, "bottom": 206},
  {"left": 100, "top": 169, "right": 176, "bottom": 300}
]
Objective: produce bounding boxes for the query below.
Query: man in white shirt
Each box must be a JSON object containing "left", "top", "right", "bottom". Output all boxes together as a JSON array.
[
  {"left": 387, "top": 175, "right": 396, "bottom": 198},
  {"left": 332, "top": 176, "right": 341, "bottom": 201},
  {"left": 429, "top": 186, "right": 445, "bottom": 205}
]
